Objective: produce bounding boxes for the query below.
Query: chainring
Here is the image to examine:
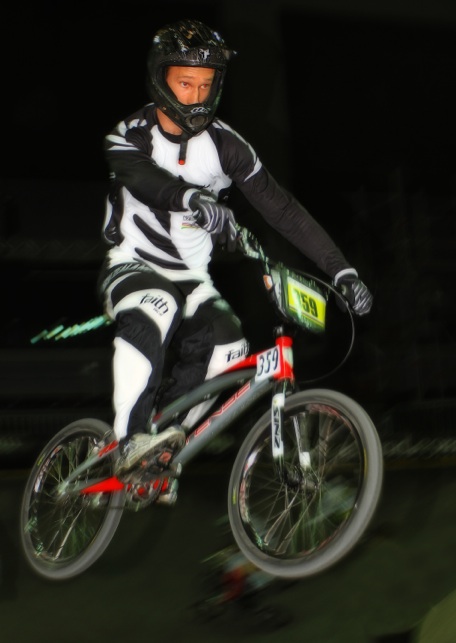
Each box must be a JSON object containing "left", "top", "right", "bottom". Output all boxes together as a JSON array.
[{"left": 122, "top": 461, "right": 165, "bottom": 510}]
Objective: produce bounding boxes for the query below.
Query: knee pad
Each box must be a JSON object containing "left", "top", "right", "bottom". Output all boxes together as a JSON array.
[
  {"left": 175, "top": 298, "right": 248, "bottom": 378},
  {"left": 205, "top": 303, "right": 249, "bottom": 376},
  {"left": 206, "top": 338, "right": 250, "bottom": 379},
  {"left": 113, "top": 288, "right": 181, "bottom": 346}
]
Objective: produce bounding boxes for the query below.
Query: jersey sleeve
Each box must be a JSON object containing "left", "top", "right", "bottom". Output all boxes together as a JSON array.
[
  {"left": 240, "top": 167, "right": 352, "bottom": 277},
  {"left": 211, "top": 121, "right": 352, "bottom": 278},
  {"left": 104, "top": 106, "right": 195, "bottom": 212}
]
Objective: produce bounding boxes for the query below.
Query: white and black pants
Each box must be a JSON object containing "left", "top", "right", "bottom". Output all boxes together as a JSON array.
[{"left": 99, "top": 258, "right": 247, "bottom": 440}]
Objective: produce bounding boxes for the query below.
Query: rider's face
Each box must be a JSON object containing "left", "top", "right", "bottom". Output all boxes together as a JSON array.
[{"left": 166, "top": 66, "right": 215, "bottom": 105}]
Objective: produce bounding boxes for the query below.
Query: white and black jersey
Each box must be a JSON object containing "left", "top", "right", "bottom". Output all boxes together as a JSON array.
[{"left": 103, "top": 104, "right": 351, "bottom": 281}]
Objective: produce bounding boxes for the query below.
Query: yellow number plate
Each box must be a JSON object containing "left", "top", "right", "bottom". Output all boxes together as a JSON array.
[{"left": 287, "top": 277, "right": 326, "bottom": 330}]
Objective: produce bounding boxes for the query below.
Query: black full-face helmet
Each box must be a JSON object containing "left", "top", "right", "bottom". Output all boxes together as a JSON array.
[{"left": 147, "top": 19, "right": 235, "bottom": 136}]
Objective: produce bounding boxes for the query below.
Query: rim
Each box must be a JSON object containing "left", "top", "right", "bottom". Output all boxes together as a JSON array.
[
  {"left": 22, "top": 434, "right": 114, "bottom": 566},
  {"left": 237, "top": 404, "right": 365, "bottom": 560}
]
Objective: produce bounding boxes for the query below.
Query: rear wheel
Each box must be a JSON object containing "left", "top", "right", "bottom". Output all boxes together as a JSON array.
[
  {"left": 20, "top": 419, "right": 125, "bottom": 581},
  {"left": 228, "top": 389, "right": 383, "bottom": 579}
]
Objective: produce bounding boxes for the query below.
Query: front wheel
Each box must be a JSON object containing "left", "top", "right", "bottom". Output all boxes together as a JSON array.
[
  {"left": 20, "top": 418, "right": 125, "bottom": 581},
  {"left": 228, "top": 389, "right": 383, "bottom": 579}
]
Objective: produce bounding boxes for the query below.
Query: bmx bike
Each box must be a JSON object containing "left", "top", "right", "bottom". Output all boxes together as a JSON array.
[{"left": 20, "top": 226, "right": 383, "bottom": 582}]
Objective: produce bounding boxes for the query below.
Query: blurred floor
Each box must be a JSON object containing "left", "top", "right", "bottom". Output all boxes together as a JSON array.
[{"left": 1, "top": 457, "right": 456, "bottom": 643}]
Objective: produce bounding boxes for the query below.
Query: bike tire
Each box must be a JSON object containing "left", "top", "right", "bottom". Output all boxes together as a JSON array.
[
  {"left": 228, "top": 389, "right": 383, "bottom": 579},
  {"left": 20, "top": 418, "right": 125, "bottom": 581}
]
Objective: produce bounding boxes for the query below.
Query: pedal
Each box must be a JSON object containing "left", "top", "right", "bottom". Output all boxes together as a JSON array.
[{"left": 156, "top": 478, "right": 179, "bottom": 506}]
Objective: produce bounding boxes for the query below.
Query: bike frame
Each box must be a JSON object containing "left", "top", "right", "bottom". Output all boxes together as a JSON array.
[
  {"left": 60, "top": 330, "right": 296, "bottom": 499},
  {"left": 21, "top": 221, "right": 384, "bottom": 585}
]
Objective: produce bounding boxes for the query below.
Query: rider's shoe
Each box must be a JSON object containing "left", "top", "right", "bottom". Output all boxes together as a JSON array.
[{"left": 116, "top": 427, "right": 185, "bottom": 476}]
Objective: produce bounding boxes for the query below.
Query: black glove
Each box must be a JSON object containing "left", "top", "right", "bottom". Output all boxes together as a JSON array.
[
  {"left": 189, "top": 191, "right": 238, "bottom": 251},
  {"left": 335, "top": 271, "right": 373, "bottom": 316}
]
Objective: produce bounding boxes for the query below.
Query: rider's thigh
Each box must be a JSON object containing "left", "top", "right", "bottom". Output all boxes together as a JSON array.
[
  {"left": 110, "top": 269, "right": 185, "bottom": 345},
  {"left": 166, "top": 296, "right": 248, "bottom": 395}
]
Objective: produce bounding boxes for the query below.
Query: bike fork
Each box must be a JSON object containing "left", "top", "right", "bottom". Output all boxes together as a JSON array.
[
  {"left": 270, "top": 332, "right": 295, "bottom": 478},
  {"left": 270, "top": 333, "right": 312, "bottom": 477},
  {"left": 271, "top": 382, "right": 286, "bottom": 475}
]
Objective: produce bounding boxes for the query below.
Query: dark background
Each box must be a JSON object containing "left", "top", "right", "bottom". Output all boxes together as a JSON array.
[
  {"left": 2, "top": 0, "right": 456, "bottom": 464},
  {"left": 2, "top": 4, "right": 456, "bottom": 641}
]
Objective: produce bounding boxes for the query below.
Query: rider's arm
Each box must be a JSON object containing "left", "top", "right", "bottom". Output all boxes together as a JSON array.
[
  {"left": 103, "top": 107, "right": 197, "bottom": 212},
  {"left": 211, "top": 122, "right": 351, "bottom": 278},
  {"left": 239, "top": 166, "right": 351, "bottom": 278}
]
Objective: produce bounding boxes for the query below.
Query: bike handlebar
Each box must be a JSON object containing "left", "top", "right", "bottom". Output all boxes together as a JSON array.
[
  {"left": 235, "top": 224, "right": 351, "bottom": 313},
  {"left": 234, "top": 224, "right": 356, "bottom": 383},
  {"left": 235, "top": 225, "right": 268, "bottom": 263}
]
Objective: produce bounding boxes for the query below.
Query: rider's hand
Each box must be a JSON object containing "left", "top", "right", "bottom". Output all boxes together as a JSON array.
[
  {"left": 334, "top": 269, "right": 373, "bottom": 316},
  {"left": 189, "top": 191, "right": 238, "bottom": 251}
]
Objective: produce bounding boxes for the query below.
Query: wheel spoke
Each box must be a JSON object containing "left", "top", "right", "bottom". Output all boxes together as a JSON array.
[
  {"left": 20, "top": 420, "right": 125, "bottom": 580},
  {"left": 229, "top": 390, "right": 383, "bottom": 579}
]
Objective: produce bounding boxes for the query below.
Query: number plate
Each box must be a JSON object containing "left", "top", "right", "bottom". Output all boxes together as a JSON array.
[
  {"left": 287, "top": 277, "right": 326, "bottom": 331},
  {"left": 256, "top": 346, "right": 280, "bottom": 381}
]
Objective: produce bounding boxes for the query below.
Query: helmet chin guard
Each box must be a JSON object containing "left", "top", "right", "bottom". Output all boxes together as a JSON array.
[{"left": 147, "top": 19, "right": 235, "bottom": 136}]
